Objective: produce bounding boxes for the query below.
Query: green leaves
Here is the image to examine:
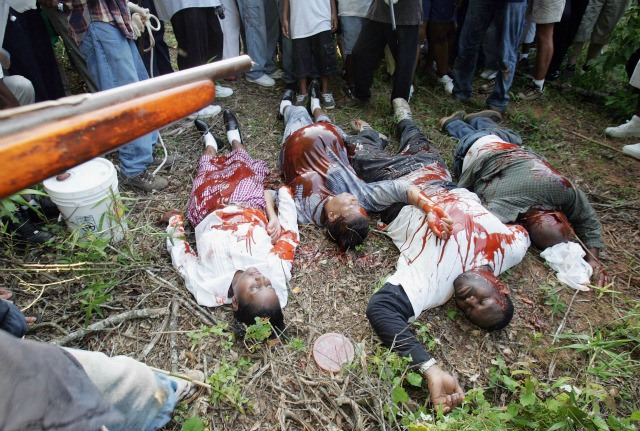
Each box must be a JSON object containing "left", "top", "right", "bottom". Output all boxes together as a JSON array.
[
  {"left": 181, "top": 416, "right": 206, "bottom": 431},
  {"left": 406, "top": 371, "right": 423, "bottom": 387},
  {"left": 391, "top": 385, "right": 409, "bottom": 404}
]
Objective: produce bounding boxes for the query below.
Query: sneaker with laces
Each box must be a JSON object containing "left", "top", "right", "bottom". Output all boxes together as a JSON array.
[
  {"left": 188, "top": 104, "right": 221, "bottom": 120},
  {"left": 438, "top": 111, "right": 466, "bottom": 130},
  {"left": 124, "top": 170, "right": 168, "bottom": 192},
  {"left": 478, "top": 79, "right": 495, "bottom": 94},
  {"left": 149, "top": 154, "right": 177, "bottom": 171},
  {"left": 437, "top": 75, "right": 454, "bottom": 94},
  {"left": 246, "top": 73, "right": 275, "bottom": 87},
  {"left": 392, "top": 98, "right": 412, "bottom": 122},
  {"left": 480, "top": 69, "right": 498, "bottom": 80},
  {"left": 268, "top": 69, "right": 284, "bottom": 80},
  {"left": 5, "top": 210, "right": 55, "bottom": 244},
  {"left": 517, "top": 83, "right": 544, "bottom": 100},
  {"left": 320, "top": 92, "right": 335, "bottom": 109},
  {"left": 605, "top": 115, "right": 640, "bottom": 138},
  {"left": 622, "top": 143, "right": 640, "bottom": 159},
  {"left": 215, "top": 84, "right": 233, "bottom": 98}
]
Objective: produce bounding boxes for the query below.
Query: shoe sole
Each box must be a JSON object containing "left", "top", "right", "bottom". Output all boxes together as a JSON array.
[
  {"left": 246, "top": 78, "right": 275, "bottom": 87},
  {"left": 464, "top": 110, "right": 502, "bottom": 123},
  {"left": 438, "top": 111, "right": 465, "bottom": 130}
]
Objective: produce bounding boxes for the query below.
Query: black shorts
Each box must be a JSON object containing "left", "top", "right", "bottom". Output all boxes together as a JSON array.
[{"left": 292, "top": 30, "right": 338, "bottom": 79}]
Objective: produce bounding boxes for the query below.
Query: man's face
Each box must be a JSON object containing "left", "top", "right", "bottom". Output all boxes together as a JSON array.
[
  {"left": 232, "top": 267, "right": 279, "bottom": 311},
  {"left": 326, "top": 193, "right": 367, "bottom": 220},
  {"left": 454, "top": 274, "right": 505, "bottom": 328}
]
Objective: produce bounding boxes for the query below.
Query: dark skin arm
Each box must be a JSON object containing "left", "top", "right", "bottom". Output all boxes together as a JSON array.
[{"left": 585, "top": 248, "right": 611, "bottom": 287}]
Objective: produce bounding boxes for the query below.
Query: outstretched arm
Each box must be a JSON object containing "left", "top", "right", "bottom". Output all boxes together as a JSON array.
[
  {"left": 585, "top": 248, "right": 611, "bottom": 287},
  {"left": 407, "top": 185, "right": 453, "bottom": 239},
  {"left": 366, "top": 282, "right": 464, "bottom": 413},
  {"left": 265, "top": 190, "right": 281, "bottom": 244}
]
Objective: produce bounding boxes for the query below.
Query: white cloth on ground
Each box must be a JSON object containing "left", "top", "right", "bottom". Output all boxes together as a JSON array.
[{"left": 540, "top": 242, "right": 593, "bottom": 291}]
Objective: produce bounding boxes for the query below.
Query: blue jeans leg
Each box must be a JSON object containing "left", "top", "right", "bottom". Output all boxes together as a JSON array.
[
  {"left": 237, "top": 0, "right": 276, "bottom": 79},
  {"left": 487, "top": 0, "right": 527, "bottom": 111},
  {"left": 444, "top": 119, "right": 478, "bottom": 141},
  {"left": 80, "top": 22, "right": 156, "bottom": 178}
]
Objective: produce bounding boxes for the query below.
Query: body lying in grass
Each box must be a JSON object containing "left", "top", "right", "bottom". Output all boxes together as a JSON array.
[
  {"left": 348, "top": 99, "right": 530, "bottom": 413},
  {"left": 277, "top": 86, "right": 452, "bottom": 251},
  {"left": 163, "top": 111, "right": 299, "bottom": 334}
]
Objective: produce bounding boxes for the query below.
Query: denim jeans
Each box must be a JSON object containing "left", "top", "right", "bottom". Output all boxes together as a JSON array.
[
  {"left": 277, "top": 0, "right": 295, "bottom": 83},
  {"left": 453, "top": 0, "right": 527, "bottom": 112},
  {"left": 80, "top": 22, "right": 157, "bottom": 178},
  {"left": 446, "top": 117, "right": 523, "bottom": 178},
  {"left": 65, "top": 348, "right": 181, "bottom": 431},
  {"left": 237, "top": 0, "right": 279, "bottom": 79}
]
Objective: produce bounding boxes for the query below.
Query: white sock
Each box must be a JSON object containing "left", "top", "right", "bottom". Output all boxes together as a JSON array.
[
  {"left": 533, "top": 79, "right": 545, "bottom": 90},
  {"left": 204, "top": 133, "right": 218, "bottom": 151},
  {"left": 279, "top": 99, "right": 292, "bottom": 116},
  {"left": 519, "top": 53, "right": 529, "bottom": 59},
  {"left": 227, "top": 129, "right": 241, "bottom": 144},
  {"left": 310, "top": 97, "right": 321, "bottom": 113}
]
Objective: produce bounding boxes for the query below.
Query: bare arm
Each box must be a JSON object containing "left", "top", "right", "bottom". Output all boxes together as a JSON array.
[
  {"left": 281, "top": 0, "right": 290, "bottom": 38},
  {"left": 330, "top": 0, "right": 338, "bottom": 32},
  {"left": 264, "top": 190, "right": 281, "bottom": 244},
  {"left": 585, "top": 247, "right": 611, "bottom": 288}
]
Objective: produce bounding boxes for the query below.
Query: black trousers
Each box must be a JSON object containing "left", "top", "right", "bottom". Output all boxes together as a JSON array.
[
  {"left": 139, "top": 0, "right": 173, "bottom": 76},
  {"left": 351, "top": 20, "right": 419, "bottom": 102},
  {"left": 345, "top": 119, "right": 451, "bottom": 184},
  {"left": 548, "top": 0, "right": 589, "bottom": 74},
  {"left": 171, "top": 7, "right": 223, "bottom": 70}
]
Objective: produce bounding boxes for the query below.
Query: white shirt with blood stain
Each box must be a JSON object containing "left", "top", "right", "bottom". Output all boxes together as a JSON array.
[
  {"left": 381, "top": 187, "right": 530, "bottom": 319},
  {"left": 166, "top": 187, "right": 299, "bottom": 308}
]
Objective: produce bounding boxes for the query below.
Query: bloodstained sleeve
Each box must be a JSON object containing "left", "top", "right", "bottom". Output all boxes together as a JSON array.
[{"left": 366, "top": 282, "right": 433, "bottom": 367}]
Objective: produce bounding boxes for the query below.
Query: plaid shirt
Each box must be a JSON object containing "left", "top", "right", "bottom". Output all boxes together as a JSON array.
[
  {"left": 187, "top": 149, "right": 269, "bottom": 227},
  {"left": 65, "top": 0, "right": 134, "bottom": 45}
]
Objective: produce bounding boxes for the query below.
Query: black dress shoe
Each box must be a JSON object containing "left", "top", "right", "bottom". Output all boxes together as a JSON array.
[
  {"left": 194, "top": 119, "right": 210, "bottom": 134},
  {"left": 25, "top": 195, "right": 60, "bottom": 222},
  {"left": 309, "top": 79, "right": 321, "bottom": 100},
  {"left": 223, "top": 109, "right": 243, "bottom": 145},
  {"left": 278, "top": 89, "right": 295, "bottom": 120},
  {"left": 5, "top": 210, "right": 55, "bottom": 244}
]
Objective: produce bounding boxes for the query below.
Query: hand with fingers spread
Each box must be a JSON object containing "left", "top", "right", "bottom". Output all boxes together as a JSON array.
[{"left": 425, "top": 365, "right": 465, "bottom": 414}]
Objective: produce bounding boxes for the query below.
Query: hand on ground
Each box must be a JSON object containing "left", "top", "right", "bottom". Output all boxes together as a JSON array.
[
  {"left": 160, "top": 210, "right": 182, "bottom": 224},
  {"left": 425, "top": 365, "right": 465, "bottom": 414},
  {"left": 586, "top": 257, "right": 611, "bottom": 287},
  {"left": 0, "top": 287, "right": 12, "bottom": 301}
]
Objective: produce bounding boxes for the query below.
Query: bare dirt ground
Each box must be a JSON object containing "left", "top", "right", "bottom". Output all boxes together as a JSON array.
[{"left": 2, "top": 46, "right": 639, "bottom": 430}]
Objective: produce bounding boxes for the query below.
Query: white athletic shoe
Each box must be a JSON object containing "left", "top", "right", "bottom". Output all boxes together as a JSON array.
[
  {"left": 246, "top": 73, "right": 275, "bottom": 87},
  {"left": 605, "top": 115, "right": 640, "bottom": 138},
  {"left": 438, "top": 75, "right": 454, "bottom": 94},
  {"left": 392, "top": 97, "right": 412, "bottom": 123},
  {"left": 215, "top": 84, "right": 233, "bottom": 98},
  {"left": 188, "top": 104, "right": 221, "bottom": 120},
  {"left": 480, "top": 69, "right": 498, "bottom": 80},
  {"left": 622, "top": 143, "right": 640, "bottom": 159},
  {"left": 268, "top": 69, "right": 284, "bottom": 79}
]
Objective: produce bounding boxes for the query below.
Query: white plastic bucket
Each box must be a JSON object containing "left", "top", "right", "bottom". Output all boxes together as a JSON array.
[{"left": 43, "top": 158, "right": 125, "bottom": 242}]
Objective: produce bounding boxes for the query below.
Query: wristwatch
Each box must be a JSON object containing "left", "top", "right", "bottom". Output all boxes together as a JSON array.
[{"left": 418, "top": 358, "right": 437, "bottom": 375}]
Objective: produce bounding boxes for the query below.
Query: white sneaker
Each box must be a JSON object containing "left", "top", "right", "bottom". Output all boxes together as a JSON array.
[
  {"left": 622, "top": 143, "right": 640, "bottom": 159},
  {"left": 215, "top": 84, "right": 233, "bottom": 98},
  {"left": 605, "top": 115, "right": 640, "bottom": 138},
  {"left": 188, "top": 104, "right": 221, "bottom": 120},
  {"left": 438, "top": 75, "right": 454, "bottom": 94},
  {"left": 246, "top": 73, "right": 275, "bottom": 87},
  {"left": 392, "top": 97, "right": 412, "bottom": 122},
  {"left": 480, "top": 69, "right": 498, "bottom": 80},
  {"left": 268, "top": 69, "right": 284, "bottom": 80}
]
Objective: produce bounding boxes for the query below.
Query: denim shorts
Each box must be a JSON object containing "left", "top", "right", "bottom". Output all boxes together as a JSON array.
[
  {"left": 292, "top": 30, "right": 338, "bottom": 78},
  {"left": 339, "top": 15, "right": 365, "bottom": 55},
  {"left": 422, "top": 0, "right": 456, "bottom": 23}
]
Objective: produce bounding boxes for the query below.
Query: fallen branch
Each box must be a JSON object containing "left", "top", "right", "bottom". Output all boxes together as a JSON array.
[
  {"left": 138, "top": 312, "right": 171, "bottom": 361},
  {"left": 51, "top": 307, "right": 167, "bottom": 345},
  {"left": 560, "top": 128, "right": 627, "bottom": 155},
  {"left": 170, "top": 300, "right": 179, "bottom": 372}
]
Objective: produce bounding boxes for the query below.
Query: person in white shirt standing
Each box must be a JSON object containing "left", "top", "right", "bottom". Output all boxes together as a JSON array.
[
  {"left": 163, "top": 111, "right": 299, "bottom": 334},
  {"left": 281, "top": 0, "right": 338, "bottom": 109}
]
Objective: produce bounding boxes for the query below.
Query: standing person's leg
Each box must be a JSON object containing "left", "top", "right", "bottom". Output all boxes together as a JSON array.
[
  {"left": 277, "top": 0, "right": 296, "bottom": 86},
  {"left": 352, "top": 19, "right": 388, "bottom": 101},
  {"left": 429, "top": 22, "right": 454, "bottom": 92},
  {"left": 453, "top": 0, "right": 497, "bottom": 102},
  {"left": 65, "top": 348, "right": 185, "bottom": 431},
  {"left": 534, "top": 23, "right": 555, "bottom": 80},
  {"left": 340, "top": 15, "right": 365, "bottom": 92},
  {"left": 584, "top": 0, "right": 631, "bottom": 64},
  {"left": 388, "top": 24, "right": 420, "bottom": 101},
  {"left": 264, "top": 0, "right": 279, "bottom": 75},
  {"left": 547, "top": 0, "right": 589, "bottom": 77},
  {"left": 3, "top": 75, "right": 35, "bottom": 105},
  {"left": 42, "top": 6, "right": 99, "bottom": 92},
  {"left": 205, "top": 7, "right": 225, "bottom": 63},
  {"left": 567, "top": 0, "right": 601, "bottom": 67},
  {"left": 236, "top": 0, "right": 273, "bottom": 82},
  {"left": 220, "top": 0, "right": 242, "bottom": 59},
  {"left": 79, "top": 22, "right": 157, "bottom": 181},
  {"left": 140, "top": 0, "right": 173, "bottom": 76},
  {"left": 171, "top": 8, "right": 211, "bottom": 70},
  {"left": 487, "top": 0, "right": 526, "bottom": 112}
]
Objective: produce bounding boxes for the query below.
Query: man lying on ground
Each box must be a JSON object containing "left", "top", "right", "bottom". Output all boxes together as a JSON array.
[
  {"left": 277, "top": 80, "right": 452, "bottom": 250},
  {"left": 441, "top": 110, "right": 609, "bottom": 286},
  {"left": 164, "top": 110, "right": 299, "bottom": 333},
  {"left": 345, "top": 99, "right": 530, "bottom": 413},
  {"left": 0, "top": 329, "right": 200, "bottom": 431}
]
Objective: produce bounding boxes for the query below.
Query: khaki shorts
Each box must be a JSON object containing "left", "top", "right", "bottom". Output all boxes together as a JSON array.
[
  {"left": 631, "top": 59, "right": 640, "bottom": 89},
  {"left": 527, "top": 0, "right": 566, "bottom": 24},
  {"left": 573, "top": 0, "right": 630, "bottom": 44}
]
